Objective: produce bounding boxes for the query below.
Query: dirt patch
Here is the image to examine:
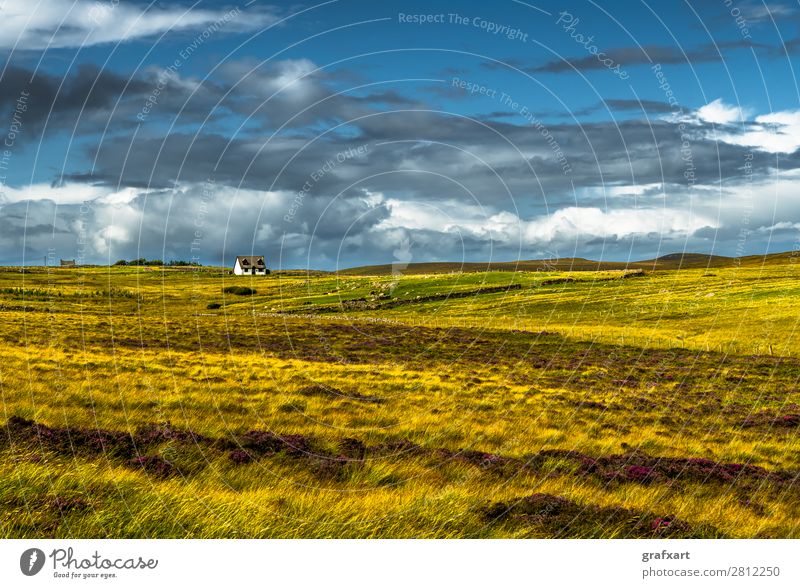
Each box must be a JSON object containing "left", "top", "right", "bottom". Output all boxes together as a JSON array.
[
  {"left": 135, "top": 422, "right": 208, "bottom": 445},
  {"left": 369, "top": 439, "right": 424, "bottom": 457},
  {"left": 436, "top": 448, "right": 523, "bottom": 476},
  {"left": 339, "top": 438, "right": 367, "bottom": 460},
  {"left": 565, "top": 451, "right": 789, "bottom": 486},
  {"left": 233, "top": 430, "right": 316, "bottom": 457},
  {"left": 3, "top": 416, "right": 138, "bottom": 459},
  {"left": 741, "top": 411, "right": 800, "bottom": 429},
  {"left": 6, "top": 416, "right": 796, "bottom": 490},
  {"left": 126, "top": 455, "right": 175, "bottom": 477},
  {"left": 484, "top": 492, "right": 715, "bottom": 538},
  {"left": 229, "top": 449, "right": 254, "bottom": 464},
  {"left": 51, "top": 496, "right": 91, "bottom": 514}
]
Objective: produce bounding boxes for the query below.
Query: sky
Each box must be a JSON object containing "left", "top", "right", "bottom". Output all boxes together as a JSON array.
[{"left": 0, "top": 0, "right": 799, "bottom": 269}]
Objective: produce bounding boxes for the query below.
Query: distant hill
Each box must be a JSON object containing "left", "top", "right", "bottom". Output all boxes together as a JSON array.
[{"left": 338, "top": 251, "right": 798, "bottom": 275}]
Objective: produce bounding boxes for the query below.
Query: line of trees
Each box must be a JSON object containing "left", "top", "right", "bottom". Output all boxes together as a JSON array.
[{"left": 113, "top": 259, "right": 201, "bottom": 266}]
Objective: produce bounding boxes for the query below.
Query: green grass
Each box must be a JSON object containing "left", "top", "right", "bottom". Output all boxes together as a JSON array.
[{"left": 0, "top": 262, "right": 798, "bottom": 538}]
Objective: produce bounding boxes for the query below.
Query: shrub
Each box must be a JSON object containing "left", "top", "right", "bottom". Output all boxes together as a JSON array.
[
  {"left": 120, "top": 258, "right": 164, "bottom": 266},
  {"left": 206, "top": 302, "right": 222, "bottom": 309},
  {"left": 167, "top": 260, "right": 200, "bottom": 266},
  {"left": 223, "top": 286, "right": 257, "bottom": 296}
]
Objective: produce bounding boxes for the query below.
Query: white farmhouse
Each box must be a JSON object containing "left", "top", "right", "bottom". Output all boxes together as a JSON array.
[{"left": 233, "top": 255, "right": 268, "bottom": 275}]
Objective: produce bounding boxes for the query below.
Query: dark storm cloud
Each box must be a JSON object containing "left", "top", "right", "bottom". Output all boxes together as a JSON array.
[
  {"left": 603, "top": 99, "right": 675, "bottom": 114},
  {"left": 485, "top": 39, "right": 767, "bottom": 75},
  {"left": 0, "top": 200, "right": 76, "bottom": 265},
  {"left": 0, "top": 59, "right": 425, "bottom": 150},
  {"left": 64, "top": 132, "right": 377, "bottom": 193},
  {"left": 0, "top": 178, "right": 393, "bottom": 267},
  {"left": 212, "top": 59, "right": 422, "bottom": 131},
  {"left": 65, "top": 108, "right": 792, "bottom": 213},
  {"left": 0, "top": 65, "right": 146, "bottom": 135},
  {"left": 17, "top": 58, "right": 784, "bottom": 210},
  {"left": 775, "top": 37, "right": 800, "bottom": 57},
  {"left": 0, "top": 64, "right": 232, "bottom": 141},
  {"left": 7, "top": 56, "right": 798, "bottom": 268}
]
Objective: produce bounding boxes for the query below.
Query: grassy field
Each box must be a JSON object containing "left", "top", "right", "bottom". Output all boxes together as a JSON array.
[{"left": 0, "top": 259, "right": 799, "bottom": 538}]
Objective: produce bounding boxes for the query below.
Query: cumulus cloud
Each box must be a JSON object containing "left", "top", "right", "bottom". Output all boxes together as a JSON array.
[
  {"left": 3, "top": 60, "right": 799, "bottom": 267},
  {"left": 0, "top": 182, "right": 140, "bottom": 206},
  {"left": 0, "top": 181, "right": 391, "bottom": 267},
  {"left": 2, "top": 172, "right": 799, "bottom": 268},
  {"left": 697, "top": 99, "right": 748, "bottom": 125},
  {"left": 380, "top": 199, "right": 714, "bottom": 248},
  {"left": 723, "top": 110, "right": 800, "bottom": 153},
  {"left": 675, "top": 99, "right": 800, "bottom": 153},
  {"left": 521, "top": 206, "right": 714, "bottom": 244}
]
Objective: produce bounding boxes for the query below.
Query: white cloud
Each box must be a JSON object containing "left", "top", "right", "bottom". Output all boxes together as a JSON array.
[
  {"left": 697, "top": 98, "right": 748, "bottom": 125},
  {"left": 521, "top": 206, "right": 713, "bottom": 244},
  {"left": 756, "top": 221, "right": 800, "bottom": 233},
  {"left": 379, "top": 198, "right": 713, "bottom": 247},
  {"left": 0, "top": 182, "right": 139, "bottom": 205},
  {"left": 2, "top": 175, "right": 799, "bottom": 267},
  {"left": 678, "top": 99, "right": 800, "bottom": 153},
  {"left": 735, "top": 110, "right": 800, "bottom": 153},
  {"left": 708, "top": 109, "right": 800, "bottom": 153},
  {"left": 0, "top": 0, "right": 278, "bottom": 50}
]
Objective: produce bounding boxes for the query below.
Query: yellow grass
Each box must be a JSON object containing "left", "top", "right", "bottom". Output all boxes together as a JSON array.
[{"left": 0, "top": 263, "right": 798, "bottom": 537}]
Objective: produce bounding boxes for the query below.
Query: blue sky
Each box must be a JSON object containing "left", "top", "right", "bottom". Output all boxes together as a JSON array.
[{"left": 1, "top": 0, "right": 799, "bottom": 268}]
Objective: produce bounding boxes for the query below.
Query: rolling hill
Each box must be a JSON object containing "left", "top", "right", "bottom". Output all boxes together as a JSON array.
[{"left": 337, "top": 250, "right": 798, "bottom": 275}]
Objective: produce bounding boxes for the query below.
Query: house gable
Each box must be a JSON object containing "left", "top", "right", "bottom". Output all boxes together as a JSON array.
[{"left": 233, "top": 255, "right": 267, "bottom": 275}]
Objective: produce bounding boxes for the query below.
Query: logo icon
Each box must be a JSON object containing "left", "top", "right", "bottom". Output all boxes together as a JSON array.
[{"left": 20, "top": 548, "right": 46, "bottom": 576}]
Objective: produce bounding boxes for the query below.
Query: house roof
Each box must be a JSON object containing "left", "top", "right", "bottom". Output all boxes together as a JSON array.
[{"left": 235, "top": 255, "right": 265, "bottom": 267}]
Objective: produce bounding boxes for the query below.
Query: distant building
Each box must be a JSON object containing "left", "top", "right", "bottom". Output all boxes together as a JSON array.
[
  {"left": 60, "top": 259, "right": 77, "bottom": 268},
  {"left": 233, "top": 255, "right": 268, "bottom": 275}
]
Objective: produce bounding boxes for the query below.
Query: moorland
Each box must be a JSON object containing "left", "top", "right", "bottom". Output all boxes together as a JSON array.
[{"left": 1, "top": 253, "right": 798, "bottom": 538}]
